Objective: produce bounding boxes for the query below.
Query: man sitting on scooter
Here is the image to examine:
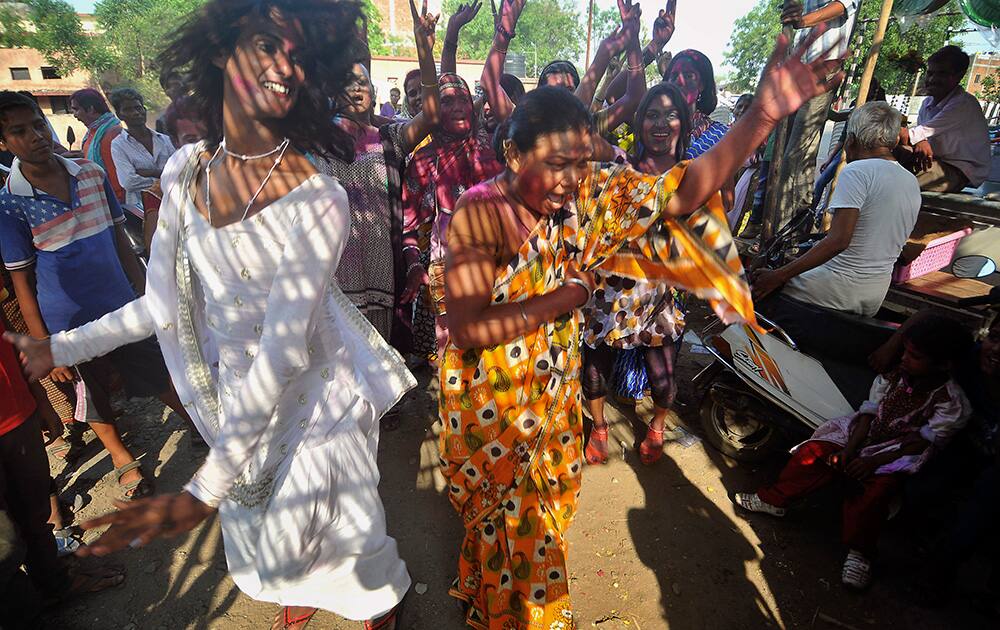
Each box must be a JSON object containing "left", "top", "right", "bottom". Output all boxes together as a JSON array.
[{"left": 752, "top": 101, "right": 921, "bottom": 317}]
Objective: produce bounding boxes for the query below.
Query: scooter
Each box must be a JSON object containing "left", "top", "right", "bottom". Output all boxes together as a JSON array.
[{"left": 692, "top": 243, "right": 998, "bottom": 463}]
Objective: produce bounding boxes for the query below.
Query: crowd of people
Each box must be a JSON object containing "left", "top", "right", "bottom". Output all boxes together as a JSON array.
[{"left": 0, "top": 0, "right": 996, "bottom": 628}]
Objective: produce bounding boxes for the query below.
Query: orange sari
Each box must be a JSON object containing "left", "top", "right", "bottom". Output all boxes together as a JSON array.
[{"left": 439, "top": 162, "right": 754, "bottom": 629}]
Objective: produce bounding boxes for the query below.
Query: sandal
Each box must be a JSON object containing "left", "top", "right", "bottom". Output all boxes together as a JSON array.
[
  {"left": 639, "top": 426, "right": 665, "bottom": 465},
  {"left": 585, "top": 425, "right": 609, "bottom": 465},
  {"left": 272, "top": 606, "right": 318, "bottom": 630},
  {"left": 54, "top": 527, "right": 83, "bottom": 557},
  {"left": 114, "top": 461, "right": 153, "bottom": 503},
  {"left": 46, "top": 437, "right": 73, "bottom": 461},
  {"left": 363, "top": 594, "right": 407, "bottom": 630},
  {"left": 841, "top": 549, "right": 872, "bottom": 590},
  {"left": 43, "top": 565, "right": 125, "bottom": 604}
]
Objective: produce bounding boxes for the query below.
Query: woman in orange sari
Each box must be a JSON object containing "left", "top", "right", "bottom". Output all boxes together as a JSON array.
[{"left": 438, "top": 24, "right": 845, "bottom": 629}]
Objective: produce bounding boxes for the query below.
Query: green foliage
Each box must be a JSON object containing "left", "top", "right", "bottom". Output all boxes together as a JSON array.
[
  {"left": 722, "top": 0, "right": 782, "bottom": 92},
  {"left": 24, "top": 0, "right": 96, "bottom": 75},
  {"left": 93, "top": 0, "right": 204, "bottom": 99},
  {"left": 981, "top": 74, "right": 1000, "bottom": 104},
  {"left": 0, "top": 3, "right": 30, "bottom": 48},
  {"left": 724, "top": 0, "right": 965, "bottom": 94},
  {"left": 870, "top": 1, "right": 965, "bottom": 95},
  {"left": 362, "top": 0, "right": 390, "bottom": 56},
  {"left": 441, "top": 0, "right": 584, "bottom": 76},
  {"left": 592, "top": 4, "right": 620, "bottom": 43}
]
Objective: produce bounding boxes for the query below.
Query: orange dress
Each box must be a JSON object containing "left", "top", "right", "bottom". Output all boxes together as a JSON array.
[{"left": 439, "top": 162, "right": 754, "bottom": 629}]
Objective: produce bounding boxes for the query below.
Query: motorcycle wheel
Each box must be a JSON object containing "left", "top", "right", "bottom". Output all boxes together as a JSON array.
[{"left": 698, "top": 375, "right": 781, "bottom": 463}]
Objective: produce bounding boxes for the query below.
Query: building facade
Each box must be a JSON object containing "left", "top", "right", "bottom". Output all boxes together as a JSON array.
[{"left": 968, "top": 51, "right": 1000, "bottom": 99}]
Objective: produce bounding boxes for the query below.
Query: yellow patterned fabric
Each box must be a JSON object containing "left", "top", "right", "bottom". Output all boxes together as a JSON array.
[{"left": 439, "top": 161, "right": 754, "bottom": 629}]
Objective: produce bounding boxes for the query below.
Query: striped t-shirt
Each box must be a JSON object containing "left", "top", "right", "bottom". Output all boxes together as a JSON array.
[{"left": 0, "top": 155, "right": 135, "bottom": 333}]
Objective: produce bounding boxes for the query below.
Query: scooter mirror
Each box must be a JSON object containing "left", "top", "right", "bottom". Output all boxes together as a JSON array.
[{"left": 952, "top": 255, "right": 997, "bottom": 279}]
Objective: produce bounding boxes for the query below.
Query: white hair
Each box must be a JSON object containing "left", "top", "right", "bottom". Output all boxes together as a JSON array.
[{"left": 846, "top": 101, "right": 903, "bottom": 151}]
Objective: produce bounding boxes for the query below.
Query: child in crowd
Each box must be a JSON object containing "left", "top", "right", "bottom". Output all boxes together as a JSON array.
[
  {"left": 734, "top": 314, "right": 972, "bottom": 589},
  {"left": 0, "top": 91, "right": 192, "bottom": 502},
  {"left": 0, "top": 317, "right": 124, "bottom": 628}
]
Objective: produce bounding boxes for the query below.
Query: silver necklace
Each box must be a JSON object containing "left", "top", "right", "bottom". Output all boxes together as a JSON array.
[
  {"left": 205, "top": 137, "right": 290, "bottom": 224},
  {"left": 220, "top": 138, "right": 287, "bottom": 161}
]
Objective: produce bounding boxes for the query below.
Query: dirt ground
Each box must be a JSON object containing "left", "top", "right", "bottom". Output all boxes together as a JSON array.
[{"left": 39, "top": 333, "right": 992, "bottom": 630}]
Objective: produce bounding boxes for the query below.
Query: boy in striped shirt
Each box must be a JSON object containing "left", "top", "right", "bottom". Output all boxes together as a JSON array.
[{"left": 0, "top": 91, "right": 191, "bottom": 501}]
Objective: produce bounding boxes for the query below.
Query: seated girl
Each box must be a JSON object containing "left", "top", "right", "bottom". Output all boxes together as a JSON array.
[{"left": 733, "top": 314, "right": 972, "bottom": 589}]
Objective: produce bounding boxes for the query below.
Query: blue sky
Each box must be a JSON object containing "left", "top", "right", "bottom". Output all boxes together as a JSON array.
[{"left": 68, "top": 0, "right": 995, "bottom": 73}]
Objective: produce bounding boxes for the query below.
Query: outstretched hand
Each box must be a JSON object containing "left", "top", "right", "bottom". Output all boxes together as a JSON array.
[
  {"left": 651, "top": 0, "right": 677, "bottom": 48},
  {"left": 448, "top": 1, "right": 482, "bottom": 32},
  {"left": 492, "top": 0, "right": 526, "bottom": 32},
  {"left": 410, "top": 0, "right": 440, "bottom": 51},
  {"left": 76, "top": 491, "right": 216, "bottom": 558},
  {"left": 753, "top": 25, "right": 846, "bottom": 127},
  {"left": 3, "top": 331, "right": 56, "bottom": 382}
]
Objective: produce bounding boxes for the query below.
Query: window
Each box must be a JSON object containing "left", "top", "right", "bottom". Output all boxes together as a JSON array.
[
  {"left": 9, "top": 67, "right": 30, "bottom": 81},
  {"left": 41, "top": 66, "right": 61, "bottom": 80},
  {"left": 49, "top": 96, "right": 71, "bottom": 114}
]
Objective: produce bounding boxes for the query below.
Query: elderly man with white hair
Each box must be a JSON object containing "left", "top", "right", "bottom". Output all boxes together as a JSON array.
[{"left": 752, "top": 101, "right": 921, "bottom": 318}]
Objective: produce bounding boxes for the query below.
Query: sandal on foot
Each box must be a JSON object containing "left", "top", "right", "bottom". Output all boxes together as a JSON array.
[
  {"left": 273, "top": 606, "right": 318, "bottom": 630},
  {"left": 585, "top": 425, "right": 610, "bottom": 465},
  {"left": 44, "top": 565, "right": 125, "bottom": 604},
  {"left": 639, "top": 427, "right": 665, "bottom": 465},
  {"left": 841, "top": 550, "right": 872, "bottom": 589},
  {"left": 46, "top": 438, "right": 73, "bottom": 461},
  {"left": 115, "top": 461, "right": 153, "bottom": 503},
  {"left": 363, "top": 595, "right": 407, "bottom": 630},
  {"left": 54, "top": 527, "right": 83, "bottom": 557}
]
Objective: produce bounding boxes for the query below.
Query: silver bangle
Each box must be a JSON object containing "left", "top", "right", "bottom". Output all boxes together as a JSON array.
[
  {"left": 407, "top": 261, "right": 424, "bottom": 275},
  {"left": 517, "top": 302, "right": 529, "bottom": 326},
  {"left": 563, "top": 277, "right": 592, "bottom": 304}
]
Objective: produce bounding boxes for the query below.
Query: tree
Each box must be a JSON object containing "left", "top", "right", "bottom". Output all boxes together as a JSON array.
[
  {"left": 440, "top": 0, "right": 584, "bottom": 76},
  {"left": 723, "top": 0, "right": 965, "bottom": 94},
  {"left": 23, "top": 0, "right": 97, "bottom": 76},
  {"left": 0, "top": 1, "right": 30, "bottom": 49},
  {"left": 871, "top": 2, "right": 965, "bottom": 95},
  {"left": 981, "top": 74, "right": 1000, "bottom": 104},
  {"left": 723, "top": 0, "right": 782, "bottom": 92},
  {"left": 93, "top": 0, "right": 204, "bottom": 98}
]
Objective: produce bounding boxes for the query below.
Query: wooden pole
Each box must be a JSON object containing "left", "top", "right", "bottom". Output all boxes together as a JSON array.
[
  {"left": 585, "top": 0, "right": 595, "bottom": 66},
  {"left": 759, "top": 20, "right": 796, "bottom": 243}
]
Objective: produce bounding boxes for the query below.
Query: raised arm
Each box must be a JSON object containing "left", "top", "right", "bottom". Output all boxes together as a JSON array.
[
  {"left": 664, "top": 26, "right": 845, "bottom": 218},
  {"left": 605, "top": 0, "right": 675, "bottom": 102},
  {"left": 398, "top": 0, "right": 441, "bottom": 154},
  {"left": 782, "top": 0, "right": 848, "bottom": 30},
  {"left": 594, "top": 7, "right": 645, "bottom": 135},
  {"left": 481, "top": 0, "right": 525, "bottom": 126},
  {"left": 442, "top": 1, "right": 482, "bottom": 74},
  {"left": 576, "top": 0, "right": 637, "bottom": 107}
]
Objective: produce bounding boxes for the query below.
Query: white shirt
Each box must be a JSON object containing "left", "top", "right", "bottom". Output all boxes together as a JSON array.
[
  {"left": 909, "top": 87, "right": 991, "bottom": 187},
  {"left": 799, "top": 0, "right": 858, "bottom": 63},
  {"left": 110, "top": 128, "right": 175, "bottom": 211},
  {"left": 784, "top": 158, "right": 921, "bottom": 316}
]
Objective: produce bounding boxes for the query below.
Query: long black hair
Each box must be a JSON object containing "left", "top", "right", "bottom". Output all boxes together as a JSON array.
[
  {"left": 157, "top": 0, "right": 362, "bottom": 162},
  {"left": 492, "top": 86, "right": 592, "bottom": 165},
  {"left": 663, "top": 49, "right": 717, "bottom": 115},
  {"left": 631, "top": 82, "right": 691, "bottom": 166}
]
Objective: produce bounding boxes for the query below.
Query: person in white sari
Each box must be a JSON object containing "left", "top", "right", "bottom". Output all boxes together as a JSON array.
[{"left": 4, "top": 1, "right": 415, "bottom": 629}]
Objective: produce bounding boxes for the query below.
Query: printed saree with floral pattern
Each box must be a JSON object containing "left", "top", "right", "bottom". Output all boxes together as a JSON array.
[{"left": 439, "top": 161, "right": 754, "bottom": 629}]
